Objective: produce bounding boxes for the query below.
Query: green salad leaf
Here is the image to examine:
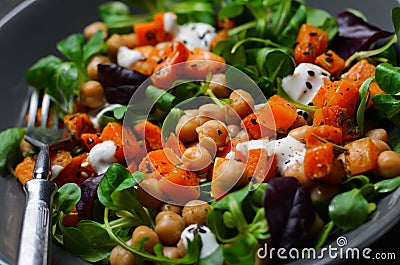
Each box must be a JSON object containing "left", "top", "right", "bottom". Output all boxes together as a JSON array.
[
  {"left": 372, "top": 63, "right": 400, "bottom": 129},
  {"left": 0, "top": 127, "right": 26, "bottom": 172},
  {"left": 328, "top": 188, "right": 371, "bottom": 231},
  {"left": 53, "top": 183, "right": 81, "bottom": 214}
]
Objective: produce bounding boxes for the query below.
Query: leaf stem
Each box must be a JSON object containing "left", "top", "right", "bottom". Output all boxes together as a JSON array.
[
  {"left": 228, "top": 21, "right": 256, "bottom": 37},
  {"left": 345, "top": 34, "right": 397, "bottom": 68},
  {"left": 310, "top": 134, "right": 348, "bottom": 152},
  {"left": 231, "top": 37, "right": 287, "bottom": 54},
  {"left": 103, "top": 207, "right": 200, "bottom": 264}
]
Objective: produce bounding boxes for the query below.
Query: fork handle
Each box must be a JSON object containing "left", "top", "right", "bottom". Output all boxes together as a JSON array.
[{"left": 17, "top": 179, "right": 56, "bottom": 265}]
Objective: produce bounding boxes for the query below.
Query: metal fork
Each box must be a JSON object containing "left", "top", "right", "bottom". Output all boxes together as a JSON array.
[{"left": 17, "top": 88, "right": 68, "bottom": 265}]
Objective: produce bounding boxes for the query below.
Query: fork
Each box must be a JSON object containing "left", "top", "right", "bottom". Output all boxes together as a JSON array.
[{"left": 17, "top": 88, "right": 68, "bottom": 265}]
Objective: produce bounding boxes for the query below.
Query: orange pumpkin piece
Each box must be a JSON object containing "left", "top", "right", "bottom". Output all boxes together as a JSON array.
[
  {"left": 294, "top": 24, "right": 329, "bottom": 64},
  {"left": 367, "top": 80, "right": 387, "bottom": 109},
  {"left": 314, "top": 50, "right": 345, "bottom": 76},
  {"left": 324, "top": 79, "right": 359, "bottom": 117},
  {"left": 217, "top": 138, "right": 243, "bottom": 158},
  {"left": 344, "top": 137, "right": 379, "bottom": 176},
  {"left": 133, "top": 120, "right": 163, "bottom": 151},
  {"left": 311, "top": 79, "right": 334, "bottom": 108},
  {"left": 245, "top": 149, "right": 277, "bottom": 183},
  {"left": 184, "top": 48, "right": 227, "bottom": 79},
  {"left": 312, "top": 106, "right": 360, "bottom": 144},
  {"left": 130, "top": 45, "right": 162, "bottom": 76},
  {"left": 342, "top": 59, "right": 376, "bottom": 88},
  {"left": 258, "top": 95, "right": 298, "bottom": 134},
  {"left": 15, "top": 156, "right": 35, "bottom": 185},
  {"left": 101, "top": 122, "right": 125, "bottom": 163},
  {"left": 241, "top": 112, "right": 274, "bottom": 140},
  {"left": 55, "top": 153, "right": 94, "bottom": 187},
  {"left": 134, "top": 21, "right": 158, "bottom": 46},
  {"left": 151, "top": 41, "right": 190, "bottom": 89},
  {"left": 210, "top": 30, "right": 229, "bottom": 51},
  {"left": 80, "top": 132, "right": 103, "bottom": 150},
  {"left": 304, "top": 142, "right": 335, "bottom": 179},
  {"left": 305, "top": 125, "right": 343, "bottom": 147},
  {"left": 138, "top": 149, "right": 200, "bottom": 204},
  {"left": 153, "top": 12, "right": 174, "bottom": 42},
  {"left": 64, "top": 113, "right": 97, "bottom": 140},
  {"left": 15, "top": 150, "right": 73, "bottom": 185}
]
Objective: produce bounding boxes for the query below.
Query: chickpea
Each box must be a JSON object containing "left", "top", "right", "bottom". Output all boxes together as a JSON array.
[
  {"left": 310, "top": 182, "right": 340, "bottom": 202},
  {"left": 176, "top": 115, "right": 201, "bottom": 142},
  {"left": 184, "top": 109, "right": 199, "bottom": 117},
  {"left": 283, "top": 163, "right": 314, "bottom": 188},
  {"left": 121, "top": 34, "right": 139, "bottom": 49},
  {"left": 288, "top": 125, "right": 312, "bottom": 143},
  {"left": 106, "top": 34, "right": 124, "bottom": 62},
  {"left": 86, "top": 55, "right": 111, "bottom": 80},
  {"left": 136, "top": 178, "right": 164, "bottom": 210},
  {"left": 228, "top": 89, "right": 255, "bottom": 118},
  {"left": 161, "top": 204, "right": 182, "bottom": 215},
  {"left": 292, "top": 115, "right": 308, "bottom": 129},
  {"left": 235, "top": 130, "right": 250, "bottom": 141},
  {"left": 110, "top": 239, "right": 136, "bottom": 265},
  {"left": 177, "top": 239, "right": 187, "bottom": 257},
  {"left": 20, "top": 139, "right": 34, "bottom": 157},
  {"left": 83, "top": 21, "right": 107, "bottom": 39},
  {"left": 106, "top": 33, "right": 138, "bottom": 62},
  {"left": 372, "top": 151, "right": 400, "bottom": 178},
  {"left": 209, "top": 73, "right": 230, "bottom": 98},
  {"left": 79, "top": 80, "right": 106, "bottom": 109},
  {"left": 227, "top": 124, "right": 241, "bottom": 138},
  {"left": 198, "top": 104, "right": 225, "bottom": 122},
  {"left": 371, "top": 139, "right": 391, "bottom": 155},
  {"left": 196, "top": 120, "right": 228, "bottom": 148},
  {"left": 365, "top": 128, "right": 389, "bottom": 144},
  {"left": 223, "top": 104, "right": 241, "bottom": 125},
  {"left": 163, "top": 246, "right": 181, "bottom": 259},
  {"left": 181, "top": 200, "right": 211, "bottom": 226},
  {"left": 131, "top": 226, "right": 160, "bottom": 254},
  {"left": 155, "top": 211, "right": 185, "bottom": 245},
  {"left": 198, "top": 136, "right": 217, "bottom": 157},
  {"left": 182, "top": 146, "right": 213, "bottom": 174},
  {"left": 212, "top": 159, "right": 247, "bottom": 195}
]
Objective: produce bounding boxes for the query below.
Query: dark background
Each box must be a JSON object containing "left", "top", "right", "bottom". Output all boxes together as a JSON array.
[{"left": 0, "top": 0, "right": 399, "bottom": 264}]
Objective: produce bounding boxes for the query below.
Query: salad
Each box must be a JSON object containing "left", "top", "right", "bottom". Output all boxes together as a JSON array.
[{"left": 1, "top": 0, "right": 400, "bottom": 264}]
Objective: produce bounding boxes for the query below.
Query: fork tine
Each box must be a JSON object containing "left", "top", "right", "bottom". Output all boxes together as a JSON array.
[
  {"left": 27, "top": 88, "right": 39, "bottom": 128},
  {"left": 52, "top": 110, "right": 59, "bottom": 129},
  {"left": 40, "top": 94, "right": 51, "bottom": 128}
]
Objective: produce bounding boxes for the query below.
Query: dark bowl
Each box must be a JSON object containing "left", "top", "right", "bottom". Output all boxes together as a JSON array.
[{"left": 0, "top": 0, "right": 399, "bottom": 265}]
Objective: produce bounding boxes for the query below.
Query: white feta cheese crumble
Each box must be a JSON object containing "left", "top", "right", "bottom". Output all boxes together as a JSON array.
[
  {"left": 281, "top": 63, "right": 330, "bottom": 106},
  {"left": 271, "top": 136, "right": 306, "bottom": 175},
  {"left": 236, "top": 139, "right": 271, "bottom": 155},
  {"left": 173, "top": 22, "right": 217, "bottom": 51},
  {"left": 233, "top": 136, "right": 306, "bottom": 176},
  {"left": 88, "top": 140, "right": 116, "bottom": 175},
  {"left": 163, "top": 12, "right": 178, "bottom": 33},
  {"left": 181, "top": 224, "right": 219, "bottom": 259},
  {"left": 117, "top": 46, "right": 145, "bottom": 68},
  {"left": 51, "top": 164, "right": 64, "bottom": 179}
]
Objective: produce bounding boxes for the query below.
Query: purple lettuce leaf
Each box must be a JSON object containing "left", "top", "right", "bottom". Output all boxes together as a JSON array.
[
  {"left": 331, "top": 10, "right": 393, "bottom": 59},
  {"left": 76, "top": 174, "right": 104, "bottom": 219},
  {"left": 262, "top": 177, "right": 315, "bottom": 249}
]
